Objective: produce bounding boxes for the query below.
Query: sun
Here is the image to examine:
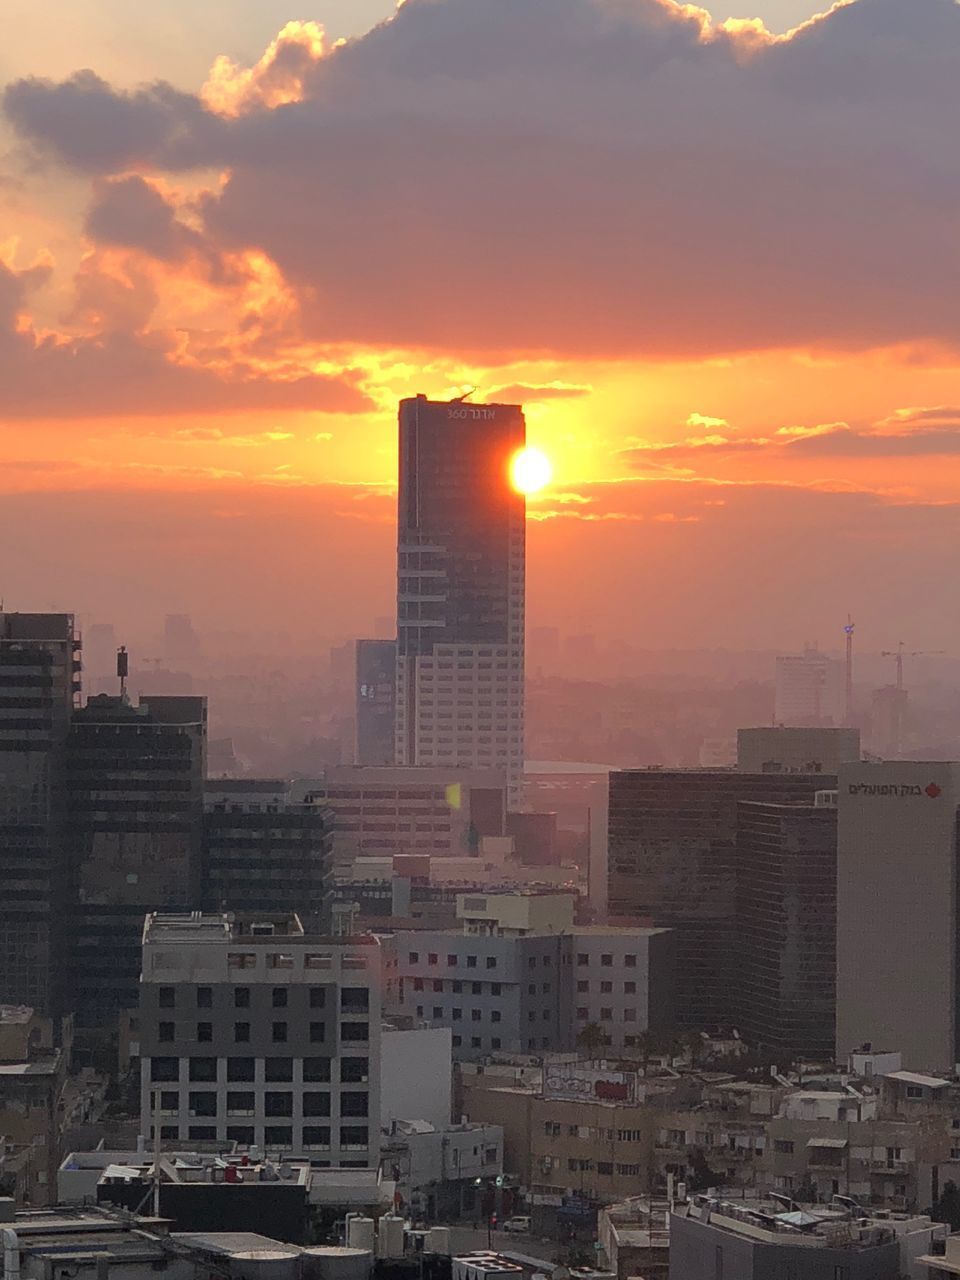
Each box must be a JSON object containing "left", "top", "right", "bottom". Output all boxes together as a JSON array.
[{"left": 510, "top": 446, "right": 552, "bottom": 495}]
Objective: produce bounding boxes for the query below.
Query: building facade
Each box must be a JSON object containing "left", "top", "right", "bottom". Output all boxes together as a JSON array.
[
  {"left": 737, "top": 727, "right": 860, "bottom": 775},
  {"left": 735, "top": 797, "right": 838, "bottom": 1060},
  {"left": 65, "top": 694, "right": 206, "bottom": 1029},
  {"left": 395, "top": 395, "right": 526, "bottom": 803},
  {"left": 607, "top": 770, "right": 831, "bottom": 1029},
  {"left": 774, "top": 648, "right": 844, "bottom": 727},
  {"left": 0, "top": 613, "right": 79, "bottom": 1015},
  {"left": 836, "top": 761, "right": 960, "bottom": 1072},
  {"left": 355, "top": 639, "right": 397, "bottom": 766},
  {"left": 139, "top": 912, "right": 381, "bottom": 1167}
]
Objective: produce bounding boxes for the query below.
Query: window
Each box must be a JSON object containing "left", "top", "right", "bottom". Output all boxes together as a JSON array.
[
  {"left": 577, "top": 1007, "right": 588, "bottom": 1019},
  {"left": 428, "top": 953, "right": 438, "bottom": 966},
  {"left": 452, "top": 1035, "right": 462, "bottom": 1047},
  {"left": 341, "top": 1057, "right": 368, "bottom": 1083},
  {"left": 159, "top": 987, "right": 175, "bottom": 1008},
  {"left": 491, "top": 982, "right": 501, "bottom": 995},
  {"left": 189, "top": 1126, "right": 216, "bottom": 1140},
  {"left": 432, "top": 1006, "right": 443, "bottom": 1019},
  {"left": 272, "top": 1021, "right": 288, "bottom": 1043},
  {"left": 625, "top": 954, "right": 637, "bottom": 968},
  {"left": 452, "top": 981, "right": 463, "bottom": 994},
  {"left": 528, "top": 984, "right": 536, "bottom": 996},
  {"left": 159, "top": 1090, "right": 179, "bottom": 1111},
  {"left": 472, "top": 982, "right": 482, "bottom": 995},
  {"left": 303, "top": 1126, "right": 331, "bottom": 1147},
  {"left": 265, "top": 1058, "right": 293, "bottom": 1082},
  {"left": 265, "top": 1091, "right": 293, "bottom": 1117},
  {"left": 408, "top": 951, "right": 419, "bottom": 964},
  {"left": 341, "top": 1092, "right": 369, "bottom": 1117},
  {"left": 158, "top": 1021, "right": 174, "bottom": 1042},
  {"left": 263, "top": 1126, "right": 292, "bottom": 1145},
  {"left": 188, "top": 1091, "right": 217, "bottom": 1117},
  {"left": 196, "top": 986, "right": 212, "bottom": 1008},
  {"left": 452, "top": 1008, "right": 463, "bottom": 1021},
  {"left": 341, "top": 1022, "right": 368, "bottom": 1041},
  {"left": 774, "top": 1140, "right": 795, "bottom": 1154},
  {"left": 228, "top": 952, "right": 255, "bottom": 970},
  {"left": 491, "top": 1011, "right": 501, "bottom": 1023},
  {"left": 601, "top": 954, "right": 613, "bottom": 967},
  {"left": 600, "top": 1007, "right": 613, "bottom": 1020},
  {"left": 577, "top": 954, "right": 588, "bottom": 966},
  {"left": 597, "top": 1161, "right": 613, "bottom": 1176},
  {"left": 234, "top": 987, "right": 250, "bottom": 1008},
  {"left": 227, "top": 1091, "right": 255, "bottom": 1114},
  {"left": 467, "top": 955, "right": 477, "bottom": 969},
  {"left": 472, "top": 1009, "right": 482, "bottom": 1022},
  {"left": 600, "top": 981, "right": 613, "bottom": 993},
  {"left": 341, "top": 987, "right": 369, "bottom": 1013},
  {"left": 227, "top": 1057, "right": 255, "bottom": 1082},
  {"left": 492, "top": 1038, "right": 501, "bottom": 1049},
  {"left": 197, "top": 1022, "right": 212, "bottom": 1043},
  {"left": 234, "top": 1022, "right": 250, "bottom": 1042},
  {"left": 447, "top": 954, "right": 458, "bottom": 967},
  {"left": 303, "top": 1092, "right": 331, "bottom": 1117},
  {"left": 486, "top": 957, "right": 497, "bottom": 970},
  {"left": 341, "top": 1126, "right": 368, "bottom": 1148},
  {"left": 471, "top": 1037, "right": 482, "bottom": 1049},
  {"left": 189, "top": 1057, "right": 217, "bottom": 1082},
  {"left": 310, "top": 1022, "right": 325, "bottom": 1043},
  {"left": 624, "top": 981, "right": 636, "bottom": 994},
  {"left": 304, "top": 1057, "right": 332, "bottom": 1083},
  {"left": 150, "top": 1058, "right": 179, "bottom": 1082},
  {"left": 310, "top": 987, "right": 326, "bottom": 1009},
  {"left": 160, "top": 1125, "right": 179, "bottom": 1139},
  {"left": 413, "top": 978, "right": 424, "bottom": 992},
  {"left": 267, "top": 953, "right": 293, "bottom": 970},
  {"left": 624, "top": 1009, "right": 636, "bottom": 1021},
  {"left": 433, "top": 979, "right": 443, "bottom": 993},
  {"left": 227, "top": 1126, "right": 255, "bottom": 1144},
  {"left": 273, "top": 987, "right": 288, "bottom": 1008},
  {"left": 906, "top": 1086, "right": 923, "bottom": 1099},
  {"left": 528, "top": 957, "right": 537, "bottom": 970}
]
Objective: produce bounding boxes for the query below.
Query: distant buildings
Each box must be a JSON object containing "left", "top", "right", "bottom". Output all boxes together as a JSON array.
[
  {"left": 774, "top": 647, "right": 844, "bottom": 727},
  {"left": 836, "top": 761, "right": 960, "bottom": 1071},
  {"left": 607, "top": 769, "right": 831, "bottom": 1030},
  {"left": 355, "top": 639, "right": 396, "bottom": 766},
  {"left": 737, "top": 726, "right": 860, "bottom": 774},
  {"left": 139, "top": 912, "right": 381, "bottom": 1167},
  {"left": 395, "top": 395, "right": 526, "bottom": 803}
]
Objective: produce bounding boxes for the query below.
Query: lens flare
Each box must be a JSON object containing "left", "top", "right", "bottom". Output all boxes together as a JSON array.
[{"left": 510, "top": 447, "right": 552, "bottom": 495}]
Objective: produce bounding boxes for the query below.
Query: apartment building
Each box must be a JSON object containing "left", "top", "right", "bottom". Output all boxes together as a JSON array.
[
  {"left": 0, "top": 1004, "right": 68, "bottom": 1205},
  {"left": 139, "top": 912, "right": 380, "bottom": 1167}
]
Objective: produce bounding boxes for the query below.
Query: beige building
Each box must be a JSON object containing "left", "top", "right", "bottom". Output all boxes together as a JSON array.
[
  {"left": 0, "top": 1005, "right": 68, "bottom": 1205},
  {"left": 836, "top": 761, "right": 960, "bottom": 1071},
  {"left": 737, "top": 726, "right": 860, "bottom": 774}
]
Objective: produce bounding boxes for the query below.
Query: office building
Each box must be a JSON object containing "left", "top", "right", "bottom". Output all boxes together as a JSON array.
[
  {"left": 293, "top": 766, "right": 505, "bottom": 868},
  {"left": 389, "top": 893, "right": 674, "bottom": 1060},
  {"left": 737, "top": 726, "right": 860, "bottom": 775},
  {"left": 395, "top": 395, "right": 526, "bottom": 803},
  {"left": 774, "top": 647, "right": 844, "bottom": 726},
  {"left": 65, "top": 694, "right": 206, "bottom": 1029},
  {"left": 735, "top": 795, "right": 838, "bottom": 1059},
  {"left": 139, "top": 912, "right": 381, "bottom": 1167},
  {"left": 0, "top": 612, "right": 80, "bottom": 1014},
  {"left": 355, "top": 639, "right": 396, "bottom": 766},
  {"left": 836, "top": 761, "right": 960, "bottom": 1072},
  {"left": 203, "top": 779, "right": 334, "bottom": 928},
  {"left": 608, "top": 770, "right": 831, "bottom": 1029}
]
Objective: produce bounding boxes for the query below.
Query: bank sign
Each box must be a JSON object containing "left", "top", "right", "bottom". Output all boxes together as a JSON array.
[
  {"left": 847, "top": 781, "right": 942, "bottom": 799},
  {"left": 543, "top": 1064, "right": 638, "bottom": 1105}
]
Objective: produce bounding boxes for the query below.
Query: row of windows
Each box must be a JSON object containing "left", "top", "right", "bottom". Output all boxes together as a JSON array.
[
  {"left": 577, "top": 980, "right": 639, "bottom": 994},
  {"left": 409, "top": 952, "right": 500, "bottom": 969},
  {"left": 411, "top": 979, "right": 503, "bottom": 995},
  {"left": 149, "top": 1056, "right": 360, "bottom": 1083},
  {"left": 154, "top": 1090, "right": 368, "bottom": 1117},
  {"left": 418, "top": 1006, "right": 505, "bottom": 1024},
  {"left": 157, "top": 1021, "right": 355, "bottom": 1045},
  {"left": 159, "top": 986, "right": 332, "bottom": 1010},
  {"left": 154, "top": 1124, "right": 368, "bottom": 1147},
  {"left": 576, "top": 1008, "right": 642, "bottom": 1022}
]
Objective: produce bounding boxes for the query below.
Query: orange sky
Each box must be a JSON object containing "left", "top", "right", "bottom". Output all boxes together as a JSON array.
[{"left": 2, "top": 0, "right": 960, "bottom": 650}]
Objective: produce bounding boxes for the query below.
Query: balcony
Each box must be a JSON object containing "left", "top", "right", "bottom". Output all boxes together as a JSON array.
[{"left": 869, "top": 1159, "right": 910, "bottom": 1175}]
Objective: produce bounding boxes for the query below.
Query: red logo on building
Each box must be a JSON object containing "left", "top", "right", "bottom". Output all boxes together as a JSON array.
[{"left": 926, "top": 783, "right": 942, "bottom": 798}]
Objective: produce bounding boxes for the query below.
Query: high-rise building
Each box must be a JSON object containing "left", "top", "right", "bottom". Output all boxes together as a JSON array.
[
  {"left": 836, "top": 761, "right": 960, "bottom": 1071},
  {"left": 395, "top": 395, "right": 526, "bottom": 803},
  {"left": 774, "top": 647, "right": 844, "bottom": 726},
  {"left": 139, "top": 912, "right": 380, "bottom": 1166},
  {"left": 65, "top": 693, "right": 206, "bottom": 1028},
  {"left": 735, "top": 794, "right": 838, "bottom": 1060},
  {"left": 355, "top": 639, "right": 396, "bottom": 766},
  {"left": 0, "top": 613, "right": 80, "bottom": 1015},
  {"left": 202, "top": 779, "right": 334, "bottom": 928},
  {"left": 607, "top": 769, "right": 833, "bottom": 1029},
  {"left": 737, "top": 726, "right": 860, "bottom": 775}
]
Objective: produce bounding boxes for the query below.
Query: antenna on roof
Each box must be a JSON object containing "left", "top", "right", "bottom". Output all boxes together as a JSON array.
[{"left": 451, "top": 387, "right": 476, "bottom": 402}]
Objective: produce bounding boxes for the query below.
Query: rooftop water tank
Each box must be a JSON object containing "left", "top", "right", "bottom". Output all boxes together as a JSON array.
[
  {"left": 346, "top": 1217, "right": 375, "bottom": 1254},
  {"left": 377, "top": 1215, "right": 404, "bottom": 1259},
  {"left": 301, "top": 1247, "right": 373, "bottom": 1280}
]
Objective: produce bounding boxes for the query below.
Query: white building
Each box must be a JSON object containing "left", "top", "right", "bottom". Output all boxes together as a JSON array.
[
  {"left": 774, "top": 648, "right": 845, "bottom": 727},
  {"left": 138, "top": 912, "right": 381, "bottom": 1166},
  {"left": 836, "top": 761, "right": 960, "bottom": 1072},
  {"left": 380, "top": 1022, "right": 452, "bottom": 1130}
]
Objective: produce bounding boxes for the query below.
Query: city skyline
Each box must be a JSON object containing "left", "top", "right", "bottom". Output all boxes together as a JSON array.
[{"left": 3, "top": 0, "right": 960, "bottom": 649}]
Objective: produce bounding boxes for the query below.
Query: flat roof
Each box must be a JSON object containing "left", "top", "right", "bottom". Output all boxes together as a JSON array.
[
  {"left": 0, "top": 1057, "right": 59, "bottom": 1077},
  {"left": 885, "top": 1070, "right": 949, "bottom": 1089},
  {"left": 174, "top": 1233, "right": 301, "bottom": 1257},
  {"left": 0, "top": 1005, "right": 34, "bottom": 1024}
]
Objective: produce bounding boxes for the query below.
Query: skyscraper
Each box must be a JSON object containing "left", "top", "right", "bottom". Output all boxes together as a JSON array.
[
  {"left": 355, "top": 639, "right": 396, "bottom": 766},
  {"left": 0, "top": 613, "right": 80, "bottom": 1015},
  {"left": 395, "top": 395, "right": 526, "bottom": 802}
]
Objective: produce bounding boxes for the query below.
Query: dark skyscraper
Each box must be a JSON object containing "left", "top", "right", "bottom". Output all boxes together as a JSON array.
[
  {"left": 395, "top": 395, "right": 526, "bottom": 801},
  {"left": 0, "top": 613, "right": 80, "bottom": 1014},
  {"left": 355, "top": 639, "right": 396, "bottom": 766}
]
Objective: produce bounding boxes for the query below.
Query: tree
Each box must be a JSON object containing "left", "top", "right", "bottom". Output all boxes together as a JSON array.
[
  {"left": 931, "top": 1181, "right": 960, "bottom": 1231},
  {"left": 687, "top": 1148, "right": 722, "bottom": 1194},
  {"left": 577, "top": 1022, "right": 607, "bottom": 1058}
]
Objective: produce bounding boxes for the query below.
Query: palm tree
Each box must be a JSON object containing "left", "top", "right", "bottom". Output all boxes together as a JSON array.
[{"left": 577, "top": 1021, "right": 607, "bottom": 1058}]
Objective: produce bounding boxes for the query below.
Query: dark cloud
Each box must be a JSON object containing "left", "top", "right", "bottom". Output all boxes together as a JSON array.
[
  {"left": 5, "top": 0, "right": 960, "bottom": 359},
  {"left": 0, "top": 261, "right": 371, "bottom": 418},
  {"left": 85, "top": 176, "right": 198, "bottom": 260}
]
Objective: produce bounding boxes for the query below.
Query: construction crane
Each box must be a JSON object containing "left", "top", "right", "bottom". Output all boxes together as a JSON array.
[
  {"left": 843, "top": 616, "right": 855, "bottom": 727},
  {"left": 879, "top": 641, "right": 944, "bottom": 693}
]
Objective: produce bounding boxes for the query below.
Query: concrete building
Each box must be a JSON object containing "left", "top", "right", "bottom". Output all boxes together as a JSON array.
[
  {"left": 382, "top": 1118, "right": 503, "bottom": 1218},
  {"left": 597, "top": 1198, "right": 670, "bottom": 1280},
  {"left": 380, "top": 1022, "right": 452, "bottom": 1130},
  {"left": 836, "top": 761, "right": 960, "bottom": 1072},
  {"left": 202, "top": 780, "right": 333, "bottom": 928},
  {"left": 394, "top": 396, "right": 526, "bottom": 803},
  {"left": 139, "top": 912, "right": 381, "bottom": 1167},
  {"left": 608, "top": 769, "right": 831, "bottom": 1029},
  {"left": 775, "top": 647, "right": 844, "bottom": 727},
  {"left": 0, "top": 613, "right": 79, "bottom": 1015},
  {"left": 293, "top": 767, "right": 506, "bottom": 869},
  {"left": 0, "top": 1006, "right": 67, "bottom": 1205},
  {"left": 355, "top": 640, "right": 396, "bottom": 766},
  {"left": 735, "top": 796, "right": 838, "bottom": 1060},
  {"left": 737, "top": 727, "right": 860, "bottom": 775},
  {"left": 670, "top": 1196, "right": 909, "bottom": 1279},
  {"left": 65, "top": 695, "right": 207, "bottom": 1030},
  {"left": 389, "top": 895, "right": 674, "bottom": 1060}
]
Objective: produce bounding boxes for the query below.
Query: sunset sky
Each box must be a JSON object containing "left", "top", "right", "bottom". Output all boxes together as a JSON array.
[{"left": 3, "top": 0, "right": 960, "bottom": 652}]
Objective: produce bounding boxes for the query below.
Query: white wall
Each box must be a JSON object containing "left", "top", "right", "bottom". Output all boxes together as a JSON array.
[{"left": 380, "top": 1025, "right": 453, "bottom": 1129}]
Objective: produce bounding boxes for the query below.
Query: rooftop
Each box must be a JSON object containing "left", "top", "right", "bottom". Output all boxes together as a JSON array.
[
  {"left": 143, "top": 912, "right": 379, "bottom": 947},
  {"left": 0, "top": 1005, "right": 34, "bottom": 1025},
  {"left": 678, "top": 1197, "right": 899, "bottom": 1252},
  {"left": 884, "top": 1070, "right": 949, "bottom": 1089}
]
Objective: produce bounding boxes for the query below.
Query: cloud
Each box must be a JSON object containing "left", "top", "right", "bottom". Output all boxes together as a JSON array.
[
  {"left": 486, "top": 382, "right": 592, "bottom": 403},
  {"left": 85, "top": 175, "right": 200, "bottom": 260},
  {"left": 0, "top": 258, "right": 371, "bottom": 418},
  {"left": 6, "top": 0, "right": 960, "bottom": 359}
]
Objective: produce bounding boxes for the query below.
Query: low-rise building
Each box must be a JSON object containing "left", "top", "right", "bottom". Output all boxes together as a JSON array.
[
  {"left": 597, "top": 1196, "right": 670, "bottom": 1279},
  {"left": 0, "top": 1006, "right": 68, "bottom": 1205},
  {"left": 382, "top": 1119, "right": 503, "bottom": 1218}
]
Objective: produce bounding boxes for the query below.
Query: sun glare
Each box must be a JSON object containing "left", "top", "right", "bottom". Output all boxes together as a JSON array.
[{"left": 510, "top": 446, "right": 552, "bottom": 495}]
